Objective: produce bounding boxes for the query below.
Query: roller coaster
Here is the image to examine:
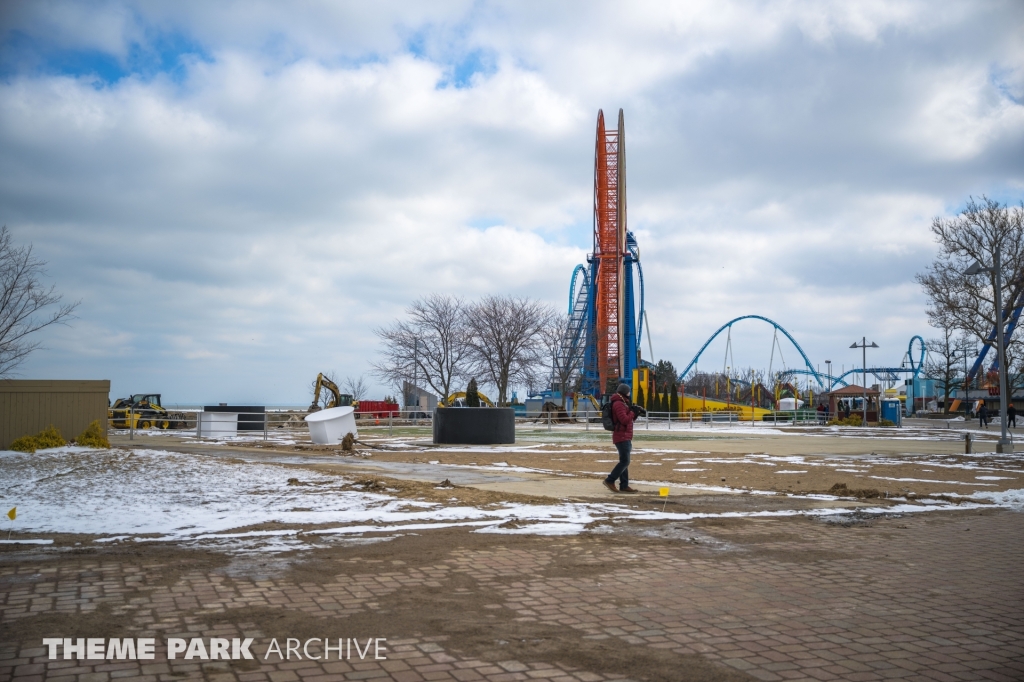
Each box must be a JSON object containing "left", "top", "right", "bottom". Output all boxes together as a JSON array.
[
  {"left": 553, "top": 110, "right": 1021, "bottom": 409},
  {"left": 676, "top": 316, "right": 927, "bottom": 389}
]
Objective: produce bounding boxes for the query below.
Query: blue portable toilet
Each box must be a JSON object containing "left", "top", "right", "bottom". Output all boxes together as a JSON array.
[{"left": 881, "top": 398, "right": 902, "bottom": 426}]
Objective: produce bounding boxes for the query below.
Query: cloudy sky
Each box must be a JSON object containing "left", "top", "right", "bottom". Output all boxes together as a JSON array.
[{"left": 1, "top": 1, "right": 1022, "bottom": 404}]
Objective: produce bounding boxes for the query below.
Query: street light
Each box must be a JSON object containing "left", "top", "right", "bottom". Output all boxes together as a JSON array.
[
  {"left": 850, "top": 338, "right": 879, "bottom": 424},
  {"left": 952, "top": 341, "right": 976, "bottom": 409},
  {"left": 966, "top": 255, "right": 1011, "bottom": 453},
  {"left": 825, "top": 360, "right": 832, "bottom": 392}
]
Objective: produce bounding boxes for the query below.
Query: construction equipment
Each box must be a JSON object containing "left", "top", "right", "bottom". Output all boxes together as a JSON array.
[
  {"left": 442, "top": 391, "right": 496, "bottom": 407},
  {"left": 309, "top": 373, "right": 354, "bottom": 412},
  {"left": 109, "top": 394, "right": 171, "bottom": 430}
]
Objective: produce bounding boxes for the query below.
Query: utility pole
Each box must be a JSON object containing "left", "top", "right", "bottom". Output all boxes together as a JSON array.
[
  {"left": 850, "top": 338, "right": 878, "bottom": 424},
  {"left": 967, "top": 255, "right": 1011, "bottom": 452}
]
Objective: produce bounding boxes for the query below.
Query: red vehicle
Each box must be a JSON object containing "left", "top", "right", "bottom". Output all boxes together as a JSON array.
[{"left": 356, "top": 400, "right": 400, "bottom": 418}]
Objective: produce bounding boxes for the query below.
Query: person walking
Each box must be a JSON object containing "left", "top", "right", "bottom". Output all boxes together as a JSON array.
[
  {"left": 1009, "top": 403, "right": 1017, "bottom": 428},
  {"left": 978, "top": 402, "right": 989, "bottom": 429},
  {"left": 603, "top": 383, "right": 640, "bottom": 493}
]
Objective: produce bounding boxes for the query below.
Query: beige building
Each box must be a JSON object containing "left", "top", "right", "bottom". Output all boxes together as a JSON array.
[{"left": 0, "top": 380, "right": 109, "bottom": 449}]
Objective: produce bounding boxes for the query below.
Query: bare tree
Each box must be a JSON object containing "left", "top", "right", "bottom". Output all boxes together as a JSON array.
[
  {"left": 372, "top": 294, "right": 470, "bottom": 402},
  {"left": 343, "top": 375, "right": 368, "bottom": 401},
  {"left": 464, "top": 295, "right": 555, "bottom": 406},
  {"left": 0, "top": 226, "right": 79, "bottom": 377},
  {"left": 924, "top": 327, "right": 973, "bottom": 414},
  {"left": 916, "top": 197, "right": 1024, "bottom": 388},
  {"left": 540, "top": 312, "right": 583, "bottom": 406}
]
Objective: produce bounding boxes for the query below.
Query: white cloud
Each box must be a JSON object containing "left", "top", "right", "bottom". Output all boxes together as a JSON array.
[{"left": 1, "top": 1, "right": 1022, "bottom": 401}]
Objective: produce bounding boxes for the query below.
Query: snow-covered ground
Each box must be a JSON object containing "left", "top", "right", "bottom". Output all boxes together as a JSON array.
[{"left": 1, "top": 447, "right": 1020, "bottom": 553}]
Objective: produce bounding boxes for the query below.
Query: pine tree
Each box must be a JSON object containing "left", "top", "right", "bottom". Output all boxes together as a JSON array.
[
  {"left": 466, "top": 378, "right": 480, "bottom": 407},
  {"left": 670, "top": 383, "right": 679, "bottom": 415},
  {"left": 636, "top": 385, "right": 646, "bottom": 410}
]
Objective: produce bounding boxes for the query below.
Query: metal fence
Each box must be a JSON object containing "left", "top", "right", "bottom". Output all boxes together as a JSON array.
[
  {"left": 115, "top": 407, "right": 435, "bottom": 440},
  {"left": 114, "top": 406, "right": 830, "bottom": 441},
  {"left": 514, "top": 409, "right": 828, "bottom": 431}
]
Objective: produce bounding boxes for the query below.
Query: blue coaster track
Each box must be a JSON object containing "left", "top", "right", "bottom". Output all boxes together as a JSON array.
[
  {"left": 556, "top": 233, "right": 646, "bottom": 396},
  {"left": 677, "top": 317, "right": 928, "bottom": 390},
  {"left": 677, "top": 315, "right": 825, "bottom": 386}
]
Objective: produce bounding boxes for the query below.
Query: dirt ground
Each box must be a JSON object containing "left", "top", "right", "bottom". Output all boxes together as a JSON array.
[
  {"left": 145, "top": 420, "right": 1024, "bottom": 501},
  {"left": 3, "top": 425, "right": 1023, "bottom": 681}
]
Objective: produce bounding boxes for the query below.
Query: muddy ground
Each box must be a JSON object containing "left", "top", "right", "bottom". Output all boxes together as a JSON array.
[{"left": 3, "top": 425, "right": 1023, "bottom": 681}]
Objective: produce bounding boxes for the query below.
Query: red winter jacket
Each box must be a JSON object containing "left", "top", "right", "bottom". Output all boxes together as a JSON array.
[{"left": 610, "top": 392, "right": 636, "bottom": 444}]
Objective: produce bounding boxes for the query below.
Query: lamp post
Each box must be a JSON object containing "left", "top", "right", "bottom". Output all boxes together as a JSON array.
[
  {"left": 952, "top": 342, "right": 976, "bottom": 413},
  {"left": 850, "top": 338, "right": 879, "bottom": 424},
  {"left": 824, "top": 360, "right": 832, "bottom": 420},
  {"left": 966, "top": 256, "right": 1011, "bottom": 453}
]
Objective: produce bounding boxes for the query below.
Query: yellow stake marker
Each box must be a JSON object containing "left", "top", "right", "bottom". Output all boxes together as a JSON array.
[
  {"left": 6, "top": 507, "right": 14, "bottom": 521},
  {"left": 659, "top": 487, "right": 669, "bottom": 497}
]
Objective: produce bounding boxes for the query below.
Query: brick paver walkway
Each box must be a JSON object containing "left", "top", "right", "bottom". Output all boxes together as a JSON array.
[{"left": 2, "top": 510, "right": 1023, "bottom": 681}]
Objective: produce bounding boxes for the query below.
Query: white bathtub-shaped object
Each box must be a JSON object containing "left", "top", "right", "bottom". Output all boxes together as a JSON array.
[
  {"left": 305, "top": 406, "right": 358, "bottom": 445},
  {"left": 198, "top": 411, "right": 238, "bottom": 438}
]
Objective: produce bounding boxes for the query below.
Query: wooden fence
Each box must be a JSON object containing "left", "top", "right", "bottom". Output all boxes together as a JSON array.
[{"left": 0, "top": 380, "right": 110, "bottom": 449}]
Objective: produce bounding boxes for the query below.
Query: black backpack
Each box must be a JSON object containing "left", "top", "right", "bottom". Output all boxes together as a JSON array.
[{"left": 601, "top": 401, "right": 615, "bottom": 431}]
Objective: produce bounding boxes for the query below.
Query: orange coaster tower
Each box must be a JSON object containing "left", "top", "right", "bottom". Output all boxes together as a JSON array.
[{"left": 591, "top": 108, "right": 628, "bottom": 395}]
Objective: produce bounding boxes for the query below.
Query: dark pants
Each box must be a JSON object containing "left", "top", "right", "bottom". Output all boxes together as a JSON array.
[{"left": 606, "top": 440, "right": 632, "bottom": 489}]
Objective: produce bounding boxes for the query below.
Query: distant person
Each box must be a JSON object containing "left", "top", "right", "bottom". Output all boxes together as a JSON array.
[
  {"left": 978, "top": 403, "right": 989, "bottom": 429},
  {"left": 603, "top": 383, "right": 641, "bottom": 494},
  {"left": 1009, "top": 404, "right": 1017, "bottom": 428}
]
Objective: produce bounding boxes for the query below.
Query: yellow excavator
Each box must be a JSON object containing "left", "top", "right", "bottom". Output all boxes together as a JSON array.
[
  {"left": 308, "top": 373, "right": 355, "bottom": 412},
  {"left": 441, "top": 391, "right": 496, "bottom": 407}
]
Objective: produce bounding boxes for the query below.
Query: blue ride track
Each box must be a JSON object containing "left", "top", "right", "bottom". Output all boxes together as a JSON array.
[
  {"left": 677, "top": 315, "right": 824, "bottom": 386},
  {"left": 677, "top": 317, "right": 928, "bottom": 389}
]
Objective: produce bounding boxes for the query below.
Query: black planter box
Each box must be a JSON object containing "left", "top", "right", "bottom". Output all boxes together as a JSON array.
[
  {"left": 203, "top": 405, "right": 266, "bottom": 431},
  {"left": 433, "top": 407, "right": 515, "bottom": 444}
]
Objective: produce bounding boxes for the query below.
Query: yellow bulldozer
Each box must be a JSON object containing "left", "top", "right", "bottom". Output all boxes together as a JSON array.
[{"left": 109, "top": 393, "right": 172, "bottom": 430}]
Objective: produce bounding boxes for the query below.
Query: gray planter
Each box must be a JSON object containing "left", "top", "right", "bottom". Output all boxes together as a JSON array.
[{"left": 433, "top": 407, "right": 515, "bottom": 444}]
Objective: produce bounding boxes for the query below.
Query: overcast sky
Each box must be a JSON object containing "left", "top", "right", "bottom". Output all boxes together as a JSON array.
[{"left": 1, "top": 1, "right": 1022, "bottom": 404}]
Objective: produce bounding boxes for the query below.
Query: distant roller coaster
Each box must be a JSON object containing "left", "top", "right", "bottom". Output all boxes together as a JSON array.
[{"left": 677, "top": 315, "right": 927, "bottom": 390}]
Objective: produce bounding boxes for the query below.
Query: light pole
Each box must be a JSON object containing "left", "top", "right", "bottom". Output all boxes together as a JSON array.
[
  {"left": 850, "top": 338, "right": 879, "bottom": 424},
  {"left": 825, "top": 360, "right": 832, "bottom": 420},
  {"left": 952, "top": 341, "right": 976, "bottom": 413},
  {"left": 966, "top": 256, "right": 1011, "bottom": 452}
]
